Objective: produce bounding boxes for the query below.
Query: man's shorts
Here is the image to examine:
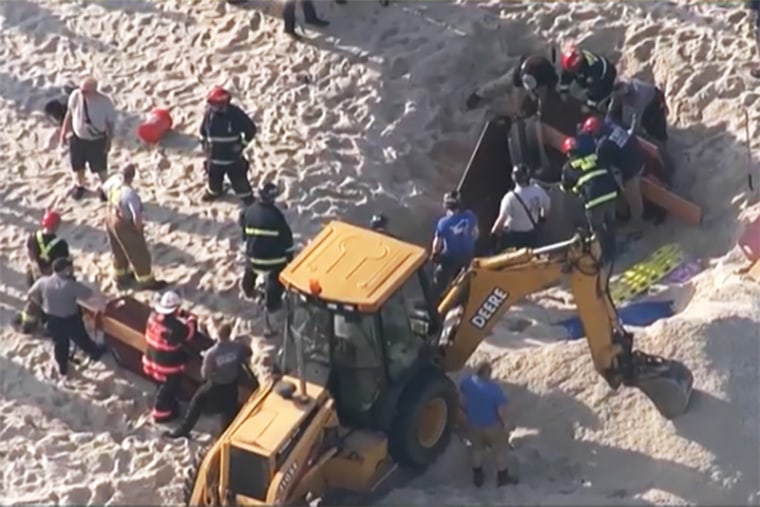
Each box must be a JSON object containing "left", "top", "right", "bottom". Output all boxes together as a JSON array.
[
  {"left": 69, "top": 134, "right": 108, "bottom": 174},
  {"left": 468, "top": 424, "right": 510, "bottom": 454}
]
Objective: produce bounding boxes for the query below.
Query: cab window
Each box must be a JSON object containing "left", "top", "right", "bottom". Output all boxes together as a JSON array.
[{"left": 380, "top": 275, "right": 428, "bottom": 380}]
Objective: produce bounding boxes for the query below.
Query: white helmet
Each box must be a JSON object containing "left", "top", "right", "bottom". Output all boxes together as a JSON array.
[{"left": 154, "top": 291, "right": 181, "bottom": 315}]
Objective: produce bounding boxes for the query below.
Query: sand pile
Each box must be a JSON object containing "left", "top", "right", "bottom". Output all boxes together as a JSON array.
[{"left": 0, "top": 0, "right": 758, "bottom": 504}]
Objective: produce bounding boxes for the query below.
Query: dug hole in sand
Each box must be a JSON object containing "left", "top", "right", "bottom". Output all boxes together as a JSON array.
[{"left": 1, "top": 0, "right": 759, "bottom": 505}]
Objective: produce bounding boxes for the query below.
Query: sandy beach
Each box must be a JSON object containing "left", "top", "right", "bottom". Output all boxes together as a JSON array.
[{"left": 0, "top": 0, "right": 759, "bottom": 504}]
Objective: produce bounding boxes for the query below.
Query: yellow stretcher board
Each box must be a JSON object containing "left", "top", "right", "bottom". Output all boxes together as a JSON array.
[{"left": 609, "top": 243, "right": 685, "bottom": 304}]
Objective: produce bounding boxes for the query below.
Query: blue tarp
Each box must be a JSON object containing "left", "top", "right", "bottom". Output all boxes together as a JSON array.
[{"left": 557, "top": 300, "right": 674, "bottom": 341}]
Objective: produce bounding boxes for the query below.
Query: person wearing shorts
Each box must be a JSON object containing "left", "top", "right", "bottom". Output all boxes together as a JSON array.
[
  {"left": 459, "top": 361, "right": 518, "bottom": 488},
  {"left": 59, "top": 76, "right": 116, "bottom": 200}
]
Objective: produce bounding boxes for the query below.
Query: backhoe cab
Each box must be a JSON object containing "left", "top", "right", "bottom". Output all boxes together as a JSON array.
[{"left": 186, "top": 221, "right": 693, "bottom": 506}]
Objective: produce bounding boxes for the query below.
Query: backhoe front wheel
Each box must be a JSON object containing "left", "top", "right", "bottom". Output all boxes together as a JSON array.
[{"left": 389, "top": 370, "right": 458, "bottom": 468}]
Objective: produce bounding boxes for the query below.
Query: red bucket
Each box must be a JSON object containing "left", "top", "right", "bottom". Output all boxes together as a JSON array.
[{"left": 137, "top": 108, "right": 173, "bottom": 144}]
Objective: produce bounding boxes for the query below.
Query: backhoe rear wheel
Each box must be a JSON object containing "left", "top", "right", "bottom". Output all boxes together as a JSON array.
[{"left": 389, "top": 369, "right": 457, "bottom": 468}]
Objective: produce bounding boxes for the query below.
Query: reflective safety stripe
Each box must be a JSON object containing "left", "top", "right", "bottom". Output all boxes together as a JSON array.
[
  {"left": 575, "top": 169, "right": 609, "bottom": 188},
  {"left": 209, "top": 159, "right": 236, "bottom": 165},
  {"left": 113, "top": 267, "right": 130, "bottom": 276},
  {"left": 152, "top": 408, "right": 173, "bottom": 419},
  {"left": 582, "top": 50, "right": 598, "bottom": 66},
  {"left": 145, "top": 333, "right": 183, "bottom": 352},
  {"left": 570, "top": 154, "right": 598, "bottom": 171},
  {"left": 36, "top": 231, "right": 62, "bottom": 262},
  {"left": 249, "top": 256, "right": 288, "bottom": 265},
  {"left": 244, "top": 227, "right": 279, "bottom": 237},
  {"left": 134, "top": 272, "right": 154, "bottom": 283},
  {"left": 585, "top": 191, "right": 618, "bottom": 209},
  {"left": 142, "top": 355, "right": 184, "bottom": 376},
  {"left": 206, "top": 136, "right": 239, "bottom": 142},
  {"left": 21, "top": 311, "right": 36, "bottom": 324}
]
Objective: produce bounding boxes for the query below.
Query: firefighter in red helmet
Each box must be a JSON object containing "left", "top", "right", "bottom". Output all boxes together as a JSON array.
[
  {"left": 14, "top": 210, "right": 71, "bottom": 334},
  {"left": 199, "top": 86, "right": 257, "bottom": 204},
  {"left": 558, "top": 45, "right": 618, "bottom": 112},
  {"left": 142, "top": 291, "right": 198, "bottom": 423}
]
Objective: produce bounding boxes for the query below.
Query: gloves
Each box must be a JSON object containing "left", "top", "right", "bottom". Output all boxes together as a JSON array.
[{"left": 465, "top": 91, "right": 483, "bottom": 110}]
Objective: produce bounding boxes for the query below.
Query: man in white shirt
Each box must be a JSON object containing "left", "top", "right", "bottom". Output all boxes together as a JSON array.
[
  {"left": 59, "top": 76, "right": 117, "bottom": 200},
  {"left": 103, "top": 165, "right": 166, "bottom": 291},
  {"left": 490, "top": 164, "right": 551, "bottom": 251}
]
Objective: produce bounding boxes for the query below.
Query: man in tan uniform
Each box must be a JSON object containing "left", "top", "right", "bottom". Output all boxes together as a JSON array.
[{"left": 104, "top": 165, "right": 166, "bottom": 291}]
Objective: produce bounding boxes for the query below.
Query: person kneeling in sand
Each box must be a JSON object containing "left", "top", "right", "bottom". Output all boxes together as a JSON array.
[{"left": 459, "top": 360, "right": 518, "bottom": 487}]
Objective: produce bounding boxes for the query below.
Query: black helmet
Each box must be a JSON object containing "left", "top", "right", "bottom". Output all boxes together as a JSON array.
[
  {"left": 258, "top": 182, "right": 280, "bottom": 203},
  {"left": 370, "top": 213, "right": 388, "bottom": 231},
  {"left": 512, "top": 163, "right": 531, "bottom": 186},
  {"left": 443, "top": 190, "right": 461, "bottom": 210}
]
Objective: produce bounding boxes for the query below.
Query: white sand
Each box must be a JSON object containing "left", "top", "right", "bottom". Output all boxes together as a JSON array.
[{"left": 1, "top": 0, "right": 759, "bottom": 504}]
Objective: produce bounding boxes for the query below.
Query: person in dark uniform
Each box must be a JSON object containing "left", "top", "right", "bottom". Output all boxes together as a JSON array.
[
  {"left": 560, "top": 136, "right": 619, "bottom": 281},
  {"left": 466, "top": 53, "right": 558, "bottom": 114},
  {"left": 165, "top": 323, "right": 254, "bottom": 439},
  {"left": 239, "top": 183, "right": 295, "bottom": 313},
  {"left": 431, "top": 191, "right": 479, "bottom": 298},
  {"left": 558, "top": 46, "right": 618, "bottom": 112},
  {"left": 15, "top": 210, "right": 71, "bottom": 334},
  {"left": 27, "top": 258, "right": 105, "bottom": 376},
  {"left": 142, "top": 291, "right": 198, "bottom": 423},
  {"left": 199, "top": 86, "right": 257, "bottom": 204},
  {"left": 282, "top": 0, "right": 329, "bottom": 40}
]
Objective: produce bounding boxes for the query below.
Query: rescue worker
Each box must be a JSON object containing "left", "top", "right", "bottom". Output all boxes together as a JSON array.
[
  {"left": 558, "top": 46, "right": 618, "bottom": 112},
  {"left": 199, "top": 86, "right": 256, "bottom": 204},
  {"left": 560, "top": 136, "right": 619, "bottom": 277},
  {"left": 431, "top": 190, "right": 479, "bottom": 297},
  {"left": 165, "top": 323, "right": 253, "bottom": 439},
  {"left": 490, "top": 164, "right": 551, "bottom": 251},
  {"left": 459, "top": 360, "right": 517, "bottom": 487},
  {"left": 282, "top": 0, "right": 329, "bottom": 40},
  {"left": 580, "top": 115, "right": 645, "bottom": 237},
  {"left": 14, "top": 210, "right": 71, "bottom": 334},
  {"left": 143, "top": 291, "right": 197, "bottom": 423},
  {"left": 27, "top": 257, "right": 105, "bottom": 376},
  {"left": 608, "top": 77, "right": 669, "bottom": 143},
  {"left": 466, "top": 53, "right": 559, "bottom": 115},
  {"left": 103, "top": 164, "right": 167, "bottom": 290},
  {"left": 239, "top": 183, "right": 294, "bottom": 313}
]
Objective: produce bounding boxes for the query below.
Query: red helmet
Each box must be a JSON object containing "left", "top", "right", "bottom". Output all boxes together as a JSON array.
[
  {"left": 41, "top": 210, "right": 61, "bottom": 231},
  {"left": 561, "top": 47, "right": 583, "bottom": 72},
  {"left": 561, "top": 136, "right": 577, "bottom": 155},
  {"left": 206, "top": 86, "right": 231, "bottom": 105},
  {"left": 581, "top": 116, "right": 603, "bottom": 136}
]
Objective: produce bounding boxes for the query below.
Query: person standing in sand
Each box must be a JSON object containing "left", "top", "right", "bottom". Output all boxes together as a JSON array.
[
  {"left": 459, "top": 360, "right": 518, "bottom": 488},
  {"left": 58, "top": 76, "right": 117, "bottom": 201},
  {"left": 103, "top": 164, "right": 167, "bottom": 291},
  {"left": 281, "top": 0, "right": 329, "bottom": 40}
]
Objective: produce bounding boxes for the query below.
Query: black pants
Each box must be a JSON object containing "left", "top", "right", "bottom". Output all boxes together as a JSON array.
[
  {"left": 206, "top": 158, "right": 252, "bottom": 200},
  {"left": 587, "top": 66, "right": 617, "bottom": 111},
  {"left": 641, "top": 88, "right": 668, "bottom": 142},
  {"left": 46, "top": 314, "right": 101, "bottom": 375},
  {"left": 176, "top": 381, "right": 240, "bottom": 435},
  {"left": 283, "top": 0, "right": 320, "bottom": 33},
  {"left": 153, "top": 373, "right": 183, "bottom": 423},
  {"left": 433, "top": 257, "right": 470, "bottom": 300},
  {"left": 242, "top": 262, "right": 286, "bottom": 312},
  {"left": 498, "top": 229, "right": 537, "bottom": 251},
  {"left": 69, "top": 134, "right": 108, "bottom": 175},
  {"left": 586, "top": 200, "right": 617, "bottom": 265}
]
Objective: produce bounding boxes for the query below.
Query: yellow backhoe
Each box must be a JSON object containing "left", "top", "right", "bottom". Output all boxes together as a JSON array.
[{"left": 185, "top": 220, "right": 693, "bottom": 506}]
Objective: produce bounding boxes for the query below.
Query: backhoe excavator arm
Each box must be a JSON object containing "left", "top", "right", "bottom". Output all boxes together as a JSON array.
[{"left": 436, "top": 234, "right": 693, "bottom": 419}]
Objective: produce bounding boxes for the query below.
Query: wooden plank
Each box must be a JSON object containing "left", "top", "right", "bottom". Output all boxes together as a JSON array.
[
  {"left": 640, "top": 177, "right": 702, "bottom": 226},
  {"left": 748, "top": 259, "right": 760, "bottom": 283}
]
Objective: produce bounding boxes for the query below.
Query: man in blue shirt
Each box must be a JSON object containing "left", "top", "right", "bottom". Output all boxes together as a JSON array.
[
  {"left": 459, "top": 360, "right": 517, "bottom": 487},
  {"left": 431, "top": 190, "right": 478, "bottom": 298}
]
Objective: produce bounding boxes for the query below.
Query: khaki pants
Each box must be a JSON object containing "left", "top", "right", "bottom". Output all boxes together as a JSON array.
[
  {"left": 622, "top": 173, "right": 644, "bottom": 233},
  {"left": 105, "top": 214, "right": 154, "bottom": 282},
  {"left": 467, "top": 424, "right": 510, "bottom": 469}
]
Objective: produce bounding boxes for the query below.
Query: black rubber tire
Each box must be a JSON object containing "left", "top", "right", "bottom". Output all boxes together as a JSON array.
[{"left": 388, "top": 369, "right": 458, "bottom": 468}]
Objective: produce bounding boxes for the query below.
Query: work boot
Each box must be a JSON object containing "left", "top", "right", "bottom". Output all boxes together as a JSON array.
[
  {"left": 70, "top": 184, "right": 86, "bottom": 201},
  {"left": 137, "top": 279, "right": 169, "bottom": 291},
  {"left": 200, "top": 191, "right": 221, "bottom": 202},
  {"left": 496, "top": 469, "right": 518, "bottom": 487},
  {"left": 163, "top": 428, "right": 190, "bottom": 440},
  {"left": 472, "top": 467, "right": 484, "bottom": 488},
  {"left": 20, "top": 321, "right": 37, "bottom": 335},
  {"left": 305, "top": 17, "right": 329, "bottom": 27}
]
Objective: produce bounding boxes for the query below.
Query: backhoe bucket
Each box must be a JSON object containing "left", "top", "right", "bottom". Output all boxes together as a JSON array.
[{"left": 632, "top": 357, "right": 694, "bottom": 419}]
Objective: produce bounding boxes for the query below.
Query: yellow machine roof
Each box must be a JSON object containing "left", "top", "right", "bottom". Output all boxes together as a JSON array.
[{"left": 280, "top": 220, "right": 428, "bottom": 312}]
